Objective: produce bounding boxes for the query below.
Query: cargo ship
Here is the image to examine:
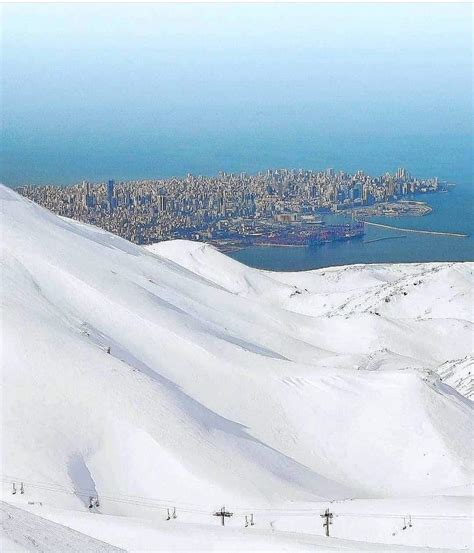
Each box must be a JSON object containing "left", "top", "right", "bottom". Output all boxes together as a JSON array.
[
  {"left": 308, "top": 222, "right": 365, "bottom": 246},
  {"left": 246, "top": 222, "right": 365, "bottom": 248}
]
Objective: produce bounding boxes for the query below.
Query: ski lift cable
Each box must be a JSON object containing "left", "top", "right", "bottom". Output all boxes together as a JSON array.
[
  {"left": 1, "top": 474, "right": 320, "bottom": 514},
  {"left": 1, "top": 476, "right": 211, "bottom": 515},
  {"left": 0, "top": 474, "right": 211, "bottom": 512},
  {"left": 2, "top": 475, "right": 473, "bottom": 520}
]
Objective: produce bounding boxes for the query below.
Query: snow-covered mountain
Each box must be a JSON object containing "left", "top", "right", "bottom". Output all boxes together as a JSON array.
[{"left": 1, "top": 185, "right": 472, "bottom": 551}]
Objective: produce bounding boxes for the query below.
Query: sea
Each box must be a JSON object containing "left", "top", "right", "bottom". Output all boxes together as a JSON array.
[{"left": 3, "top": 132, "right": 473, "bottom": 271}]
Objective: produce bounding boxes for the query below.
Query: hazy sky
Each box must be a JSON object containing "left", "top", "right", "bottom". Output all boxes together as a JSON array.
[{"left": 1, "top": 3, "right": 472, "bottom": 185}]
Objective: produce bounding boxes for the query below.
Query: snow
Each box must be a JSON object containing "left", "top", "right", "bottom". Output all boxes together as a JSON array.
[
  {"left": 1, "top": 502, "right": 125, "bottom": 552},
  {"left": 2, "top": 500, "right": 471, "bottom": 552},
  {"left": 433, "top": 356, "right": 474, "bottom": 400},
  {"left": 1, "top": 185, "right": 473, "bottom": 551}
]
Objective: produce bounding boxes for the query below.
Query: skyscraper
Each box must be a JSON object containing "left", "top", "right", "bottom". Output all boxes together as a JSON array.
[
  {"left": 107, "top": 180, "right": 115, "bottom": 211},
  {"left": 157, "top": 194, "right": 167, "bottom": 212},
  {"left": 395, "top": 168, "right": 408, "bottom": 181}
]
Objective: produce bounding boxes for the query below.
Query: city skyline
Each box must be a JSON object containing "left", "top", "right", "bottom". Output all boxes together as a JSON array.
[{"left": 19, "top": 166, "right": 442, "bottom": 246}]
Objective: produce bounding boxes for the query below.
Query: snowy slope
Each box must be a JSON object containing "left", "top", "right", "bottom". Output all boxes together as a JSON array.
[
  {"left": 433, "top": 356, "right": 473, "bottom": 400},
  {"left": 3, "top": 498, "right": 472, "bottom": 553},
  {"left": 148, "top": 241, "right": 474, "bottom": 379},
  {"left": 1, "top": 185, "right": 473, "bottom": 550},
  {"left": 1, "top": 502, "right": 125, "bottom": 552}
]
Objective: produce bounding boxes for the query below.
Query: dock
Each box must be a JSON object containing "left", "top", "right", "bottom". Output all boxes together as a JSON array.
[{"left": 361, "top": 221, "right": 468, "bottom": 238}]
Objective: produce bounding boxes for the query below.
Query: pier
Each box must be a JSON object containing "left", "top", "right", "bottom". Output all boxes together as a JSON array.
[{"left": 361, "top": 221, "right": 468, "bottom": 238}]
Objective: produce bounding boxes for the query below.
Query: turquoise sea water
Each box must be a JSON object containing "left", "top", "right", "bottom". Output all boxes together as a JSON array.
[{"left": 2, "top": 132, "right": 471, "bottom": 190}]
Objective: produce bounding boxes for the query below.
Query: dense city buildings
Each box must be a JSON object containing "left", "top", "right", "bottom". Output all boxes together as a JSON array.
[{"left": 18, "top": 168, "right": 444, "bottom": 249}]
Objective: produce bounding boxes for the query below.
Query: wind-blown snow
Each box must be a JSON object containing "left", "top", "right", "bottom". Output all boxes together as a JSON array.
[{"left": 1, "top": 185, "right": 472, "bottom": 551}]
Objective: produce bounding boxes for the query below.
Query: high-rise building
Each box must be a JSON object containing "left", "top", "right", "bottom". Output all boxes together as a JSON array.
[
  {"left": 157, "top": 194, "right": 167, "bottom": 212},
  {"left": 107, "top": 180, "right": 115, "bottom": 211},
  {"left": 395, "top": 168, "right": 408, "bottom": 181}
]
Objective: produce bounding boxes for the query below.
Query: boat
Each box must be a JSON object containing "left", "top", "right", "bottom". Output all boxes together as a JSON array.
[{"left": 309, "top": 223, "right": 365, "bottom": 247}]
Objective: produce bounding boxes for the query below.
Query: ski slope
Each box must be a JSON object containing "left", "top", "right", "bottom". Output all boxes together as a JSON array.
[
  {"left": 1, "top": 185, "right": 472, "bottom": 551},
  {"left": 1, "top": 502, "right": 125, "bottom": 552},
  {"left": 3, "top": 499, "right": 471, "bottom": 553}
]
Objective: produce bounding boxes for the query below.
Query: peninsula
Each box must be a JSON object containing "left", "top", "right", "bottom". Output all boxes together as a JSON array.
[{"left": 18, "top": 167, "right": 448, "bottom": 249}]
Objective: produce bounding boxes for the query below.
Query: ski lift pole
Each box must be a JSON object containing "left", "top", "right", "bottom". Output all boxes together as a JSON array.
[
  {"left": 213, "top": 506, "right": 233, "bottom": 527},
  {"left": 320, "top": 508, "right": 333, "bottom": 537}
]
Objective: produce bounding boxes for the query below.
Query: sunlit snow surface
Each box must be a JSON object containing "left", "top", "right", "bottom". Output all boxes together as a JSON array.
[{"left": 1, "top": 185, "right": 472, "bottom": 551}]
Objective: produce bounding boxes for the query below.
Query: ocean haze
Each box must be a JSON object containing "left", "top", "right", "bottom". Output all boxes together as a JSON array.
[{"left": 1, "top": 3, "right": 472, "bottom": 186}]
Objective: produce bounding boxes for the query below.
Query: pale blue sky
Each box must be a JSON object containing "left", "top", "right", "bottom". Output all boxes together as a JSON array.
[{"left": 1, "top": 3, "right": 472, "bottom": 185}]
